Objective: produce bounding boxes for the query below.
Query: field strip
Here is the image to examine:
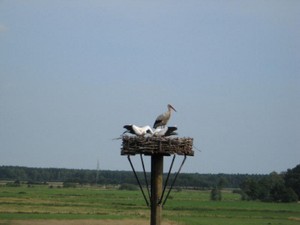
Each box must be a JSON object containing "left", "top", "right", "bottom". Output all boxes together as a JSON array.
[{"left": 0, "top": 219, "right": 176, "bottom": 225}]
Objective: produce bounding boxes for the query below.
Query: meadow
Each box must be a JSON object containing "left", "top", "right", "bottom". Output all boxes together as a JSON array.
[{"left": 0, "top": 184, "right": 299, "bottom": 225}]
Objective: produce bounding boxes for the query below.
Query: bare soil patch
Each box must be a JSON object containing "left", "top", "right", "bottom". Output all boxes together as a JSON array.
[{"left": 0, "top": 219, "right": 177, "bottom": 225}]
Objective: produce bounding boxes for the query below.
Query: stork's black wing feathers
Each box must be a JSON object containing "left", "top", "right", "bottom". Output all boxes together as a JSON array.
[
  {"left": 153, "top": 119, "right": 163, "bottom": 128},
  {"left": 164, "top": 126, "right": 178, "bottom": 136},
  {"left": 123, "top": 125, "right": 134, "bottom": 134}
]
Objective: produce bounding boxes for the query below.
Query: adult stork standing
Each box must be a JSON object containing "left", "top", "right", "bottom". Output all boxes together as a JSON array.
[{"left": 153, "top": 104, "right": 176, "bottom": 129}]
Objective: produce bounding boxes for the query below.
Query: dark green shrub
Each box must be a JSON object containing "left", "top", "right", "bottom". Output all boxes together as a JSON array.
[{"left": 211, "top": 187, "right": 222, "bottom": 201}]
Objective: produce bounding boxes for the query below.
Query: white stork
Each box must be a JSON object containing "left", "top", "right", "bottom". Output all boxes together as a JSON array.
[
  {"left": 123, "top": 125, "right": 178, "bottom": 137},
  {"left": 153, "top": 126, "right": 178, "bottom": 137},
  {"left": 123, "top": 125, "right": 153, "bottom": 136},
  {"left": 153, "top": 104, "right": 176, "bottom": 129}
]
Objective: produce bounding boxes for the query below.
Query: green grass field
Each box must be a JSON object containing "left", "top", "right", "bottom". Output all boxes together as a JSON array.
[{"left": 0, "top": 185, "right": 299, "bottom": 225}]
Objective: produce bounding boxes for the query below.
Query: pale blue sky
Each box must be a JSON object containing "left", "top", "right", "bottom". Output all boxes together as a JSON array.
[{"left": 1, "top": 1, "right": 299, "bottom": 174}]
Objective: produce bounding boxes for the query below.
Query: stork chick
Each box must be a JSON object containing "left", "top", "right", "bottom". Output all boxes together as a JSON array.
[
  {"left": 123, "top": 124, "right": 153, "bottom": 136},
  {"left": 153, "top": 126, "right": 178, "bottom": 137}
]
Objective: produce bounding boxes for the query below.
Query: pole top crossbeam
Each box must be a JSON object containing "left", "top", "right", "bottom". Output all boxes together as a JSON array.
[{"left": 121, "top": 136, "right": 194, "bottom": 156}]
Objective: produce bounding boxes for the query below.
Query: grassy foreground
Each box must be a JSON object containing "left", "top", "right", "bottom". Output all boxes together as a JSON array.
[{"left": 0, "top": 185, "right": 299, "bottom": 225}]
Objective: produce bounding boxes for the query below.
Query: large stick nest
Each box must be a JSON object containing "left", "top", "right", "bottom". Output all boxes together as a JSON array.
[{"left": 121, "top": 136, "right": 194, "bottom": 156}]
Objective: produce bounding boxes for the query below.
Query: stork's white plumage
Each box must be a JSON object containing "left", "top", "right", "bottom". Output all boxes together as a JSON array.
[
  {"left": 153, "top": 126, "right": 178, "bottom": 137},
  {"left": 153, "top": 104, "right": 176, "bottom": 129},
  {"left": 123, "top": 125, "right": 153, "bottom": 136},
  {"left": 123, "top": 124, "right": 177, "bottom": 137}
]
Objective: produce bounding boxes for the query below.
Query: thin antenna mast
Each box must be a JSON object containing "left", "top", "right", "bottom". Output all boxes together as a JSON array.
[{"left": 96, "top": 159, "right": 99, "bottom": 185}]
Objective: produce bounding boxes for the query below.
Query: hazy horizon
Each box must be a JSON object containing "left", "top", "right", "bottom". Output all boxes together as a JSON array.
[{"left": 2, "top": 163, "right": 297, "bottom": 175}]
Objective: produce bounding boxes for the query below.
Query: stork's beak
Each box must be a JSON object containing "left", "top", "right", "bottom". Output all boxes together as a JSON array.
[{"left": 169, "top": 104, "right": 177, "bottom": 112}]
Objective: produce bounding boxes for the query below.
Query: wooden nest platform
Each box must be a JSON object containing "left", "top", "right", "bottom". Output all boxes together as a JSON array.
[{"left": 121, "top": 136, "right": 194, "bottom": 156}]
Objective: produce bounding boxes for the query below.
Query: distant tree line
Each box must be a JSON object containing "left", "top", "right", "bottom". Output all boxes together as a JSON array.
[
  {"left": 239, "top": 164, "right": 300, "bottom": 202},
  {"left": 0, "top": 165, "right": 263, "bottom": 188},
  {"left": 0, "top": 164, "right": 299, "bottom": 202}
]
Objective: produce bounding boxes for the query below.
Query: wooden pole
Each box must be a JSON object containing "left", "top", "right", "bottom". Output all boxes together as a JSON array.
[{"left": 150, "top": 155, "right": 163, "bottom": 225}]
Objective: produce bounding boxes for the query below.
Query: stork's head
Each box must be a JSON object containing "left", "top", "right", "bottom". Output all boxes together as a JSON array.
[
  {"left": 168, "top": 104, "right": 177, "bottom": 112},
  {"left": 146, "top": 129, "right": 153, "bottom": 134},
  {"left": 144, "top": 126, "right": 154, "bottom": 135}
]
